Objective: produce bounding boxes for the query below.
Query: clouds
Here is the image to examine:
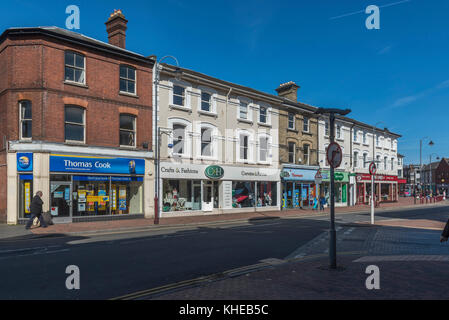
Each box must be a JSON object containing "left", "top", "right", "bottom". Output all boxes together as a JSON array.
[{"left": 391, "top": 79, "right": 449, "bottom": 108}]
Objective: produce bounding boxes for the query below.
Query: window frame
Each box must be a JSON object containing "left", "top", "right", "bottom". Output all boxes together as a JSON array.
[
  {"left": 288, "top": 112, "right": 295, "bottom": 130},
  {"left": 257, "top": 133, "right": 271, "bottom": 164},
  {"left": 288, "top": 141, "right": 296, "bottom": 163},
  {"left": 119, "top": 114, "right": 137, "bottom": 148},
  {"left": 237, "top": 130, "right": 254, "bottom": 162},
  {"left": 197, "top": 123, "right": 218, "bottom": 160},
  {"left": 19, "top": 100, "right": 32, "bottom": 140},
  {"left": 64, "top": 51, "right": 86, "bottom": 85},
  {"left": 64, "top": 105, "right": 85, "bottom": 143},
  {"left": 119, "top": 65, "right": 137, "bottom": 95},
  {"left": 168, "top": 118, "right": 192, "bottom": 158},
  {"left": 303, "top": 143, "right": 310, "bottom": 165},
  {"left": 303, "top": 116, "right": 309, "bottom": 132}
]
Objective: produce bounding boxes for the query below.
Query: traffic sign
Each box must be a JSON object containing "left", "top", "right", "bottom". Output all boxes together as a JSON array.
[
  {"left": 369, "top": 161, "right": 377, "bottom": 175},
  {"left": 315, "top": 169, "right": 322, "bottom": 184},
  {"left": 326, "top": 142, "right": 343, "bottom": 168}
]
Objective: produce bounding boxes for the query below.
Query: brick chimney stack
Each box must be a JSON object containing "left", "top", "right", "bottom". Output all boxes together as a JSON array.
[
  {"left": 105, "top": 9, "right": 128, "bottom": 49},
  {"left": 275, "top": 81, "right": 300, "bottom": 102}
]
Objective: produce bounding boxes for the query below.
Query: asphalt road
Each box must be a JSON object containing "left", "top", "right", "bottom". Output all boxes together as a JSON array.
[{"left": 0, "top": 204, "right": 448, "bottom": 300}]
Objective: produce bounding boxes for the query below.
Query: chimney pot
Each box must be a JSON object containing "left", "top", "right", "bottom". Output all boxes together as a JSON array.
[{"left": 275, "top": 81, "right": 300, "bottom": 102}]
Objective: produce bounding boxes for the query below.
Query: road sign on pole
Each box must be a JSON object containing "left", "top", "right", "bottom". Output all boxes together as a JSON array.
[
  {"left": 315, "top": 169, "right": 322, "bottom": 185},
  {"left": 369, "top": 162, "right": 377, "bottom": 175},
  {"left": 326, "top": 142, "right": 342, "bottom": 168}
]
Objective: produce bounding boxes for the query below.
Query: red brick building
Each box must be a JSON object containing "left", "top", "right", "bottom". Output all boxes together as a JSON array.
[
  {"left": 435, "top": 158, "right": 449, "bottom": 196},
  {"left": 0, "top": 11, "right": 155, "bottom": 224}
]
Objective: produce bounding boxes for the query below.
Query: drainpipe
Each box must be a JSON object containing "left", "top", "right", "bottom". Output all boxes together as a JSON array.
[{"left": 225, "top": 87, "right": 232, "bottom": 164}]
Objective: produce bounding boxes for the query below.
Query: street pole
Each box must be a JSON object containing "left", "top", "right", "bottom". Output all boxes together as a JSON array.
[
  {"left": 329, "top": 113, "right": 336, "bottom": 269},
  {"left": 315, "top": 107, "right": 351, "bottom": 269}
]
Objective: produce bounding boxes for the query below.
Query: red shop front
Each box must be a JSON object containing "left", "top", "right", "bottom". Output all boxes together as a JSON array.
[{"left": 356, "top": 174, "right": 398, "bottom": 204}]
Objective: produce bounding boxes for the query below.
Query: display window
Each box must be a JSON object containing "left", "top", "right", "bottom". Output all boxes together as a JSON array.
[
  {"left": 19, "top": 175, "right": 33, "bottom": 219},
  {"left": 111, "top": 177, "right": 143, "bottom": 214},
  {"left": 73, "top": 176, "right": 110, "bottom": 216},
  {"left": 232, "top": 181, "right": 255, "bottom": 208},
  {"left": 162, "top": 179, "right": 202, "bottom": 212},
  {"left": 257, "top": 182, "right": 277, "bottom": 207}
]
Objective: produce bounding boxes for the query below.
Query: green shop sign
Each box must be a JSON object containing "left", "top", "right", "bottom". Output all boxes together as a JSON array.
[
  {"left": 322, "top": 170, "right": 349, "bottom": 182},
  {"left": 205, "top": 165, "right": 224, "bottom": 179}
]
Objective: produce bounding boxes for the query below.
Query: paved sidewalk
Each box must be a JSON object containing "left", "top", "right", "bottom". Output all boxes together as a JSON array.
[
  {"left": 144, "top": 221, "right": 449, "bottom": 300},
  {"left": 0, "top": 198, "right": 446, "bottom": 238}
]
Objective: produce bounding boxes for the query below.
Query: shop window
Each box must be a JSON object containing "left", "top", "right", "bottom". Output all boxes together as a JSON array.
[
  {"left": 111, "top": 177, "right": 143, "bottom": 214},
  {"left": 19, "top": 175, "right": 33, "bottom": 219},
  {"left": 119, "top": 65, "right": 136, "bottom": 94},
  {"left": 119, "top": 114, "right": 136, "bottom": 147},
  {"left": 162, "top": 179, "right": 201, "bottom": 212},
  {"left": 232, "top": 181, "right": 255, "bottom": 208},
  {"left": 65, "top": 51, "right": 85, "bottom": 84},
  {"left": 65, "top": 105, "right": 85, "bottom": 142},
  {"left": 19, "top": 100, "right": 32, "bottom": 139},
  {"left": 257, "top": 182, "right": 277, "bottom": 207},
  {"left": 72, "top": 176, "right": 110, "bottom": 216}
]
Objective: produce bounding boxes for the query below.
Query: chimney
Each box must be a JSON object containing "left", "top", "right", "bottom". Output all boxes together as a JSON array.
[
  {"left": 275, "top": 81, "right": 300, "bottom": 102},
  {"left": 105, "top": 9, "right": 128, "bottom": 49}
]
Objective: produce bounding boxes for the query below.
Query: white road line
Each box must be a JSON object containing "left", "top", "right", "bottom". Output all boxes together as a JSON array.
[{"left": 353, "top": 255, "right": 449, "bottom": 262}]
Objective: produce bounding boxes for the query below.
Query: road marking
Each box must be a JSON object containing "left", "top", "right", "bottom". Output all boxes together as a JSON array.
[{"left": 353, "top": 255, "right": 449, "bottom": 262}]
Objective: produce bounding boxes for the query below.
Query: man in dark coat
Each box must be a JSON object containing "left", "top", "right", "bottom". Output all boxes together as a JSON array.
[
  {"left": 25, "top": 191, "right": 48, "bottom": 229},
  {"left": 440, "top": 218, "right": 449, "bottom": 242}
]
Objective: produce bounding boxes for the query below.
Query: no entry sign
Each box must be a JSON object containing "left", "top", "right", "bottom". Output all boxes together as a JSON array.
[
  {"left": 326, "top": 142, "right": 342, "bottom": 168},
  {"left": 369, "top": 161, "right": 377, "bottom": 175}
]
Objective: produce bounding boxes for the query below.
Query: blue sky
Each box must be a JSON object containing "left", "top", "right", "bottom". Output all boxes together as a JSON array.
[{"left": 3, "top": 0, "right": 448, "bottom": 164}]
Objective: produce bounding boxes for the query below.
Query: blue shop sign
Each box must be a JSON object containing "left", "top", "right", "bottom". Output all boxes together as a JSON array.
[
  {"left": 50, "top": 154, "right": 145, "bottom": 175},
  {"left": 281, "top": 168, "right": 317, "bottom": 181},
  {"left": 17, "top": 153, "right": 33, "bottom": 172}
]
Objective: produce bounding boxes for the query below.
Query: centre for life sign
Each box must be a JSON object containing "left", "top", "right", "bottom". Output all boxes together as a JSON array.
[{"left": 50, "top": 154, "right": 145, "bottom": 175}]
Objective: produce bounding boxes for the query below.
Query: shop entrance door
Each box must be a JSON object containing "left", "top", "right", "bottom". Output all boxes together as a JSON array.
[
  {"left": 203, "top": 181, "right": 213, "bottom": 211},
  {"left": 50, "top": 182, "right": 72, "bottom": 223}
]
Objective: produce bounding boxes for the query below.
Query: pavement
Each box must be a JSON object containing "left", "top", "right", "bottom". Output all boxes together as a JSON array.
[
  {"left": 1, "top": 197, "right": 445, "bottom": 238},
  {"left": 137, "top": 217, "right": 449, "bottom": 300}
]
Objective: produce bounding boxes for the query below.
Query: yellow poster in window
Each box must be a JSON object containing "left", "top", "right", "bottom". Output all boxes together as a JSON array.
[
  {"left": 24, "top": 182, "right": 31, "bottom": 214},
  {"left": 111, "top": 185, "right": 117, "bottom": 210},
  {"left": 118, "top": 185, "right": 127, "bottom": 211}
]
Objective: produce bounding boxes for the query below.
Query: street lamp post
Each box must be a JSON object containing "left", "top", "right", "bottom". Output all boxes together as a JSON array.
[
  {"left": 419, "top": 137, "right": 434, "bottom": 196},
  {"left": 153, "top": 56, "right": 181, "bottom": 224},
  {"left": 370, "top": 121, "right": 387, "bottom": 225},
  {"left": 315, "top": 107, "right": 351, "bottom": 269}
]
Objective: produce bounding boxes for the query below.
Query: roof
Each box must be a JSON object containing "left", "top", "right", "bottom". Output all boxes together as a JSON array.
[
  {"left": 160, "top": 63, "right": 401, "bottom": 137},
  {"left": 0, "top": 26, "right": 154, "bottom": 65}
]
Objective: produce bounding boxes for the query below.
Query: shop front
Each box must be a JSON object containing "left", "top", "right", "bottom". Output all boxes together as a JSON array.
[
  {"left": 356, "top": 174, "right": 398, "bottom": 204},
  {"left": 159, "top": 162, "right": 280, "bottom": 215},
  {"left": 321, "top": 170, "right": 349, "bottom": 207},
  {"left": 16, "top": 153, "right": 147, "bottom": 224},
  {"left": 281, "top": 166, "right": 318, "bottom": 209}
]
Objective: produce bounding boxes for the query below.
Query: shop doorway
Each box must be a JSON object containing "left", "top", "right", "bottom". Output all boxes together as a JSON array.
[
  {"left": 50, "top": 181, "right": 72, "bottom": 223},
  {"left": 203, "top": 181, "right": 219, "bottom": 211}
]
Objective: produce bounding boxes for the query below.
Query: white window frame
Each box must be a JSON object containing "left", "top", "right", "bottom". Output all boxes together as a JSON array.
[
  {"left": 257, "top": 102, "right": 272, "bottom": 126},
  {"left": 324, "top": 121, "right": 329, "bottom": 136},
  {"left": 19, "top": 100, "right": 32, "bottom": 140},
  {"left": 363, "top": 153, "right": 368, "bottom": 168},
  {"left": 353, "top": 151, "right": 359, "bottom": 168},
  {"left": 169, "top": 79, "right": 192, "bottom": 110},
  {"left": 336, "top": 124, "right": 342, "bottom": 139},
  {"left": 236, "top": 129, "right": 254, "bottom": 163},
  {"left": 64, "top": 51, "right": 86, "bottom": 85},
  {"left": 353, "top": 128, "right": 358, "bottom": 142},
  {"left": 119, "top": 114, "right": 137, "bottom": 148},
  {"left": 168, "top": 118, "right": 192, "bottom": 158},
  {"left": 198, "top": 86, "right": 217, "bottom": 115},
  {"left": 288, "top": 141, "right": 296, "bottom": 163},
  {"left": 303, "top": 116, "right": 310, "bottom": 133},
  {"left": 237, "top": 96, "right": 253, "bottom": 122},
  {"left": 363, "top": 132, "right": 367, "bottom": 144},
  {"left": 119, "top": 65, "right": 137, "bottom": 95},
  {"left": 196, "top": 122, "right": 218, "bottom": 160},
  {"left": 64, "top": 105, "right": 85, "bottom": 144},
  {"left": 303, "top": 143, "right": 310, "bottom": 165},
  {"left": 257, "top": 133, "right": 272, "bottom": 164},
  {"left": 288, "top": 112, "right": 295, "bottom": 130}
]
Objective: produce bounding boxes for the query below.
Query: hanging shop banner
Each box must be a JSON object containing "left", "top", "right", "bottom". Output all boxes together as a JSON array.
[
  {"left": 321, "top": 170, "right": 349, "bottom": 183},
  {"left": 50, "top": 154, "right": 145, "bottom": 175},
  {"left": 17, "top": 153, "right": 33, "bottom": 172},
  {"left": 281, "top": 168, "right": 317, "bottom": 181}
]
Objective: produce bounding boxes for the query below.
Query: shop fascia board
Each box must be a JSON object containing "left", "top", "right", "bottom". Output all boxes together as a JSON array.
[
  {"left": 281, "top": 164, "right": 320, "bottom": 170},
  {"left": 8, "top": 141, "right": 153, "bottom": 159}
]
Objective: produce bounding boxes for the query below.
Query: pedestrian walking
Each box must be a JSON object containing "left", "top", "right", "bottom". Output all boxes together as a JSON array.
[
  {"left": 312, "top": 197, "right": 318, "bottom": 210},
  {"left": 25, "top": 191, "right": 48, "bottom": 229},
  {"left": 319, "top": 195, "right": 326, "bottom": 211}
]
